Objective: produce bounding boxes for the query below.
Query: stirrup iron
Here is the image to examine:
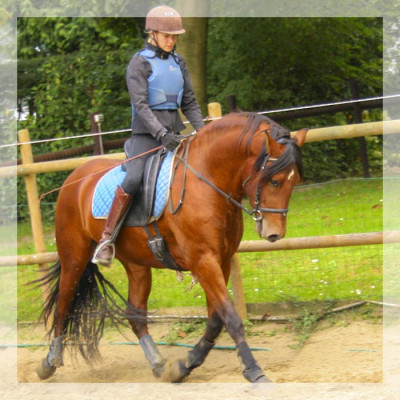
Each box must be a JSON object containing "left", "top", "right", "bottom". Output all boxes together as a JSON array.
[{"left": 92, "top": 239, "right": 115, "bottom": 266}]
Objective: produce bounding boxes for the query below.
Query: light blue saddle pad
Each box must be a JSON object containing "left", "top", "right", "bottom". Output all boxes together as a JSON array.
[{"left": 92, "top": 151, "right": 173, "bottom": 222}]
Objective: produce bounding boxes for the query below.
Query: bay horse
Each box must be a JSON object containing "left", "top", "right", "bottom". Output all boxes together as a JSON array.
[{"left": 36, "top": 112, "right": 307, "bottom": 383}]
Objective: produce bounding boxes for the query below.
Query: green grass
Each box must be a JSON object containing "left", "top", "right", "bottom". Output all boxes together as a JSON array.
[
  {"left": 236, "top": 178, "right": 384, "bottom": 304},
  {"left": 16, "top": 178, "right": 385, "bottom": 322}
]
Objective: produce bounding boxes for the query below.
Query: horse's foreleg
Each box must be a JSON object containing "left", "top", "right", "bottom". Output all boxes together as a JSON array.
[
  {"left": 170, "top": 254, "right": 270, "bottom": 383},
  {"left": 124, "top": 264, "right": 166, "bottom": 378},
  {"left": 222, "top": 301, "right": 270, "bottom": 383}
]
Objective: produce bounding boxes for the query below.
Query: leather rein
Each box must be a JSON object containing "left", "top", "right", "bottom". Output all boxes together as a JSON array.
[{"left": 169, "top": 132, "right": 289, "bottom": 221}]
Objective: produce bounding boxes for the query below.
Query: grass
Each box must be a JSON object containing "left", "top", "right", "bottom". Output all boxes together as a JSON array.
[
  {"left": 236, "top": 178, "right": 383, "bottom": 304},
  {"left": 16, "top": 178, "right": 385, "bottom": 323}
]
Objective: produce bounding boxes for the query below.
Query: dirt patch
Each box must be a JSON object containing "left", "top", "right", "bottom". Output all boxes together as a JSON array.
[
  {"left": 16, "top": 316, "right": 383, "bottom": 384},
  {"left": 3, "top": 315, "right": 400, "bottom": 400}
]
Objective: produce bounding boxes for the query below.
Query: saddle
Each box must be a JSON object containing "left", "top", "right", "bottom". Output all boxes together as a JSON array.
[
  {"left": 92, "top": 136, "right": 195, "bottom": 272},
  {"left": 92, "top": 148, "right": 174, "bottom": 227}
]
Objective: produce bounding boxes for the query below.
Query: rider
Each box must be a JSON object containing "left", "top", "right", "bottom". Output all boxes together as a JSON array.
[{"left": 92, "top": 5, "right": 204, "bottom": 267}]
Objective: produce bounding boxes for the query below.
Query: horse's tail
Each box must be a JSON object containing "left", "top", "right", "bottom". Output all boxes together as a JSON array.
[{"left": 33, "top": 259, "right": 133, "bottom": 364}]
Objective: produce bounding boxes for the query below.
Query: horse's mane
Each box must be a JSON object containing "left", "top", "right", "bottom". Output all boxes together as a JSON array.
[
  {"left": 201, "top": 112, "right": 304, "bottom": 182},
  {"left": 237, "top": 112, "right": 290, "bottom": 146}
]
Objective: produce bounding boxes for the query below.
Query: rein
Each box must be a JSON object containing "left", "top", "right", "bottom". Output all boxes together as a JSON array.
[
  {"left": 171, "top": 134, "right": 289, "bottom": 221},
  {"left": 38, "top": 145, "right": 163, "bottom": 202}
]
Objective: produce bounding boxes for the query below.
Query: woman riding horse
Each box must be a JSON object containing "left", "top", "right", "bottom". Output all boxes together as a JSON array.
[
  {"left": 92, "top": 5, "right": 204, "bottom": 267},
  {"left": 36, "top": 111, "right": 307, "bottom": 383}
]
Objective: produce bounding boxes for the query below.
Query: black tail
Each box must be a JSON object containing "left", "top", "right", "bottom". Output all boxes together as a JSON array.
[{"left": 33, "top": 259, "right": 139, "bottom": 363}]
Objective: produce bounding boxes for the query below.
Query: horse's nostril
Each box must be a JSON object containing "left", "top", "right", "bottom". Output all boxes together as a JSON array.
[{"left": 267, "top": 234, "right": 279, "bottom": 243}]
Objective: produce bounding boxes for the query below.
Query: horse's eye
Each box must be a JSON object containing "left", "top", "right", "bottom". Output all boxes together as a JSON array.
[{"left": 270, "top": 180, "right": 280, "bottom": 188}]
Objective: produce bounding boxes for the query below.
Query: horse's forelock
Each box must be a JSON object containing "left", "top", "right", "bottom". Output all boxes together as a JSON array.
[
  {"left": 257, "top": 140, "right": 304, "bottom": 184},
  {"left": 232, "top": 113, "right": 302, "bottom": 182}
]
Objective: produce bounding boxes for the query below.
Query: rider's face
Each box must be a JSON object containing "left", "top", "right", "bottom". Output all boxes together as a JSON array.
[{"left": 151, "top": 32, "right": 178, "bottom": 52}]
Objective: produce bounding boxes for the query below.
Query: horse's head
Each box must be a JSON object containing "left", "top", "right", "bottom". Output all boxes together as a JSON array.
[{"left": 242, "top": 118, "right": 308, "bottom": 242}]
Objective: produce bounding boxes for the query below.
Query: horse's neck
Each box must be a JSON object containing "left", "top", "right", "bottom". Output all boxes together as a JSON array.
[{"left": 191, "top": 128, "right": 261, "bottom": 199}]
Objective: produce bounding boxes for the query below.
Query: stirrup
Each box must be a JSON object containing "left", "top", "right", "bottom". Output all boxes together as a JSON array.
[{"left": 91, "top": 239, "right": 116, "bottom": 266}]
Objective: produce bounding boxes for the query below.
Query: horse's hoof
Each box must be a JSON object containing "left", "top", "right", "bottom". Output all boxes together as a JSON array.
[
  {"left": 152, "top": 360, "right": 166, "bottom": 379},
  {"left": 253, "top": 374, "right": 271, "bottom": 383},
  {"left": 161, "top": 359, "right": 189, "bottom": 383},
  {"left": 36, "top": 358, "right": 56, "bottom": 380},
  {"left": 243, "top": 366, "right": 271, "bottom": 384},
  {"left": 170, "top": 359, "right": 189, "bottom": 383}
]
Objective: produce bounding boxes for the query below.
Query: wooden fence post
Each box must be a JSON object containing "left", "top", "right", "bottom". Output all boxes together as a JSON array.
[
  {"left": 90, "top": 112, "right": 104, "bottom": 155},
  {"left": 18, "top": 129, "right": 50, "bottom": 299},
  {"left": 226, "top": 95, "right": 239, "bottom": 112},
  {"left": 207, "top": 102, "right": 222, "bottom": 120},
  {"left": 350, "top": 79, "right": 370, "bottom": 178}
]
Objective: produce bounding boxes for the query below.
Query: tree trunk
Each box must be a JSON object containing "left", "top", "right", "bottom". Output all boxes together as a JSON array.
[{"left": 176, "top": 0, "right": 209, "bottom": 117}]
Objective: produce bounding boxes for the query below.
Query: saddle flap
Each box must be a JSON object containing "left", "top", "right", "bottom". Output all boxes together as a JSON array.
[
  {"left": 124, "top": 149, "right": 173, "bottom": 226},
  {"left": 142, "top": 149, "right": 166, "bottom": 214}
]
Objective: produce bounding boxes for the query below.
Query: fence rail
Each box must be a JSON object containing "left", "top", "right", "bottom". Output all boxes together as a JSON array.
[{"left": 4, "top": 231, "right": 400, "bottom": 268}]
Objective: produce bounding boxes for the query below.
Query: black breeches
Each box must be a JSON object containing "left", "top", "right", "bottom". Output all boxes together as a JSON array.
[{"left": 121, "top": 134, "right": 160, "bottom": 195}]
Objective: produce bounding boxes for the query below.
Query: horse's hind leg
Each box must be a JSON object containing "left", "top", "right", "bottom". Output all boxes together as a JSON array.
[
  {"left": 123, "top": 262, "right": 166, "bottom": 378},
  {"left": 37, "top": 238, "right": 92, "bottom": 380},
  {"left": 166, "top": 263, "right": 228, "bottom": 383},
  {"left": 168, "top": 302, "right": 223, "bottom": 383}
]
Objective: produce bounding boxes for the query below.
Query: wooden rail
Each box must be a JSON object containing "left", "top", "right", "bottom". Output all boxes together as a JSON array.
[
  {"left": 237, "top": 231, "right": 400, "bottom": 252},
  {"left": 298, "top": 119, "right": 399, "bottom": 143},
  {"left": 5, "top": 231, "right": 400, "bottom": 267}
]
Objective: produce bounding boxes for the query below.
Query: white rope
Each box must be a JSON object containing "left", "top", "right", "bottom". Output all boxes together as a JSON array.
[
  {"left": 1, "top": 128, "right": 132, "bottom": 149},
  {"left": 255, "top": 94, "right": 399, "bottom": 116},
  {"left": 3, "top": 94, "right": 398, "bottom": 149}
]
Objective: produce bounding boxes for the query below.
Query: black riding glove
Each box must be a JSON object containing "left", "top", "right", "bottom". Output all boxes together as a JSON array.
[{"left": 160, "top": 131, "right": 182, "bottom": 151}]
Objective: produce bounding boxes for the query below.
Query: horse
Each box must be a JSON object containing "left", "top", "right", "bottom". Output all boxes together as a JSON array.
[{"left": 35, "top": 112, "right": 308, "bottom": 383}]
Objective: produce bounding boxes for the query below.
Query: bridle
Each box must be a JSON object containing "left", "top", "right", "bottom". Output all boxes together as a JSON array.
[
  {"left": 170, "top": 133, "right": 290, "bottom": 221},
  {"left": 249, "top": 152, "right": 289, "bottom": 221}
]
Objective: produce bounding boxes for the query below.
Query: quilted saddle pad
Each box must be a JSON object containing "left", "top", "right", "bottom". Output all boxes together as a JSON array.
[{"left": 91, "top": 151, "right": 174, "bottom": 226}]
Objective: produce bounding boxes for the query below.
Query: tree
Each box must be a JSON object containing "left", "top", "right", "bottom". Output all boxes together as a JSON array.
[
  {"left": 206, "top": 17, "right": 383, "bottom": 181},
  {"left": 176, "top": 0, "right": 210, "bottom": 117},
  {"left": 177, "top": 17, "right": 208, "bottom": 115},
  {"left": 17, "top": 17, "right": 145, "bottom": 140},
  {"left": 207, "top": 17, "right": 382, "bottom": 112}
]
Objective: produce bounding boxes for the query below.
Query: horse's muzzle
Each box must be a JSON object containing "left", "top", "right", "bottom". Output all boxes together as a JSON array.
[
  {"left": 266, "top": 234, "right": 280, "bottom": 242},
  {"left": 256, "top": 219, "right": 284, "bottom": 242}
]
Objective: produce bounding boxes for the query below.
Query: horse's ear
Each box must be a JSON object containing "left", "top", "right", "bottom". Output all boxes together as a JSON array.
[
  {"left": 293, "top": 128, "right": 308, "bottom": 147},
  {"left": 265, "top": 131, "right": 270, "bottom": 153}
]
